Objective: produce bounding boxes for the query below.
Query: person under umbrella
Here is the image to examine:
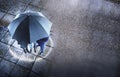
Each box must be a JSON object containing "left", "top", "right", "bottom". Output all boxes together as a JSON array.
[
  {"left": 35, "top": 37, "right": 49, "bottom": 54},
  {"left": 8, "top": 11, "right": 52, "bottom": 54},
  {"left": 29, "top": 37, "right": 49, "bottom": 54}
]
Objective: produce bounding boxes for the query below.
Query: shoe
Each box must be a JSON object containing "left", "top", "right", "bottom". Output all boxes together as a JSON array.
[
  {"left": 23, "top": 48, "right": 27, "bottom": 53},
  {"left": 40, "top": 50, "right": 44, "bottom": 55},
  {"left": 39, "top": 51, "right": 43, "bottom": 55},
  {"left": 39, "top": 52, "right": 42, "bottom": 55},
  {"left": 34, "top": 45, "right": 37, "bottom": 52}
]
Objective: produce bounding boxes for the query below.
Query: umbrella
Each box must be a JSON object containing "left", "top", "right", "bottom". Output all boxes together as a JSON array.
[{"left": 8, "top": 11, "right": 52, "bottom": 48}]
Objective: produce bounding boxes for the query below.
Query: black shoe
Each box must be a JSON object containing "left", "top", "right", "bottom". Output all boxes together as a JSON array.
[
  {"left": 39, "top": 50, "right": 43, "bottom": 55},
  {"left": 39, "top": 52, "right": 42, "bottom": 55},
  {"left": 34, "top": 45, "right": 36, "bottom": 52},
  {"left": 23, "top": 48, "right": 27, "bottom": 53},
  {"left": 34, "top": 45, "right": 39, "bottom": 53}
]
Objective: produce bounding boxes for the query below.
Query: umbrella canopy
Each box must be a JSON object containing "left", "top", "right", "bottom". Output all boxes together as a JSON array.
[{"left": 8, "top": 12, "right": 52, "bottom": 48}]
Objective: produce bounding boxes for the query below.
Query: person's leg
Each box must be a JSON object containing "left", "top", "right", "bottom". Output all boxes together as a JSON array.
[
  {"left": 34, "top": 42, "right": 38, "bottom": 52},
  {"left": 27, "top": 44, "right": 31, "bottom": 53},
  {"left": 23, "top": 48, "right": 29, "bottom": 53},
  {"left": 37, "top": 41, "right": 44, "bottom": 54},
  {"left": 40, "top": 43, "right": 45, "bottom": 53},
  {"left": 23, "top": 48, "right": 27, "bottom": 53},
  {"left": 27, "top": 43, "right": 33, "bottom": 53},
  {"left": 37, "top": 37, "right": 49, "bottom": 54}
]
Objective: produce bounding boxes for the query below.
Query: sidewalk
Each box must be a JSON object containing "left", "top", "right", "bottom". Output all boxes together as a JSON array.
[
  {"left": 0, "top": 0, "right": 54, "bottom": 76},
  {"left": 0, "top": 26, "right": 54, "bottom": 77}
]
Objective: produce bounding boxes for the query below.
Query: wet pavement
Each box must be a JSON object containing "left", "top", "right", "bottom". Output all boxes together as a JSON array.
[
  {"left": 0, "top": 0, "right": 120, "bottom": 77},
  {"left": 0, "top": 27, "right": 53, "bottom": 77}
]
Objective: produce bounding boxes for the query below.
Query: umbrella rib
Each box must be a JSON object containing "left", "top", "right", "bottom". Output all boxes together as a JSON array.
[
  {"left": 29, "top": 16, "right": 49, "bottom": 42},
  {"left": 32, "top": 15, "right": 52, "bottom": 35},
  {"left": 28, "top": 16, "right": 30, "bottom": 44},
  {"left": 12, "top": 16, "right": 30, "bottom": 48},
  {"left": 8, "top": 16, "right": 27, "bottom": 37}
]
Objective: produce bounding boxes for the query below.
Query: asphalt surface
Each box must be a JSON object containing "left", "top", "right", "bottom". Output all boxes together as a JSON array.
[
  {"left": 0, "top": 0, "right": 120, "bottom": 77},
  {"left": 44, "top": 0, "right": 120, "bottom": 77}
]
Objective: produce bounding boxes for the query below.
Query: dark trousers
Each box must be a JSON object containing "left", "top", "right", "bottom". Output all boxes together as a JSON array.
[{"left": 37, "top": 37, "right": 49, "bottom": 53}]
